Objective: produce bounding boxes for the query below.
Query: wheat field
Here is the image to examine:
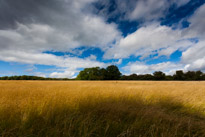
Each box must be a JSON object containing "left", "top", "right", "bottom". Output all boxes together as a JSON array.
[{"left": 0, "top": 81, "right": 205, "bottom": 137}]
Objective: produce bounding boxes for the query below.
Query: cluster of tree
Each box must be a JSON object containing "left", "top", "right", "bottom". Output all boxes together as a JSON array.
[
  {"left": 122, "top": 70, "right": 205, "bottom": 81},
  {"left": 1, "top": 66, "right": 205, "bottom": 81},
  {"left": 77, "top": 65, "right": 205, "bottom": 81},
  {"left": 173, "top": 70, "right": 205, "bottom": 80},
  {"left": 0, "top": 75, "right": 70, "bottom": 80},
  {"left": 76, "top": 65, "right": 121, "bottom": 80}
]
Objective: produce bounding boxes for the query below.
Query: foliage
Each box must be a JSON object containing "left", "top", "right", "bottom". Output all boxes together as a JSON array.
[
  {"left": 105, "top": 65, "right": 121, "bottom": 80},
  {"left": 1, "top": 67, "right": 205, "bottom": 81},
  {"left": 122, "top": 70, "right": 205, "bottom": 81},
  {"left": 173, "top": 70, "right": 186, "bottom": 80},
  {"left": 76, "top": 65, "right": 121, "bottom": 80},
  {"left": 0, "top": 75, "right": 70, "bottom": 80},
  {"left": 153, "top": 71, "right": 166, "bottom": 80},
  {"left": 76, "top": 67, "right": 105, "bottom": 80}
]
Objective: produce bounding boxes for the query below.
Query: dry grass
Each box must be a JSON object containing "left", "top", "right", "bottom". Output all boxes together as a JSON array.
[{"left": 0, "top": 81, "right": 205, "bottom": 137}]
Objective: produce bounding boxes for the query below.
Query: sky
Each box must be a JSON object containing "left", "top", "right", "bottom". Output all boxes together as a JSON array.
[{"left": 0, "top": 0, "right": 205, "bottom": 78}]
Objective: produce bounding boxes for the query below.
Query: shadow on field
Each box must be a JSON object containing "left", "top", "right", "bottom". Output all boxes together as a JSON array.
[{"left": 1, "top": 96, "right": 205, "bottom": 137}]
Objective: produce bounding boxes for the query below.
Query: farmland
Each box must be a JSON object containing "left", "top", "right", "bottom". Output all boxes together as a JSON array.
[{"left": 0, "top": 81, "right": 205, "bottom": 137}]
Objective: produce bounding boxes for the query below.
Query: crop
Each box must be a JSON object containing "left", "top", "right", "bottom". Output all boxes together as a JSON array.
[{"left": 0, "top": 81, "right": 205, "bottom": 137}]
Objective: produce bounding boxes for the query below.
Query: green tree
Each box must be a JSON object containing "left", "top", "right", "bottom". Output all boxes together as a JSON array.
[
  {"left": 76, "top": 65, "right": 122, "bottom": 80},
  {"left": 153, "top": 71, "right": 166, "bottom": 80},
  {"left": 88, "top": 67, "right": 103, "bottom": 80},
  {"left": 100, "top": 68, "right": 107, "bottom": 80},
  {"left": 76, "top": 68, "right": 90, "bottom": 80},
  {"left": 185, "top": 71, "right": 196, "bottom": 80},
  {"left": 76, "top": 67, "right": 104, "bottom": 80},
  {"left": 195, "top": 71, "right": 203, "bottom": 80},
  {"left": 105, "top": 65, "right": 121, "bottom": 80},
  {"left": 143, "top": 74, "right": 154, "bottom": 80},
  {"left": 173, "top": 70, "right": 185, "bottom": 80}
]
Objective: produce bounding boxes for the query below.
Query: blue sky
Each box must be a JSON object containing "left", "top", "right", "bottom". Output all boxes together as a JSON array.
[{"left": 0, "top": 0, "right": 205, "bottom": 78}]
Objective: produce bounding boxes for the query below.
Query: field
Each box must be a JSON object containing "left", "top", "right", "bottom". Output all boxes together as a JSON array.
[{"left": 0, "top": 81, "right": 205, "bottom": 137}]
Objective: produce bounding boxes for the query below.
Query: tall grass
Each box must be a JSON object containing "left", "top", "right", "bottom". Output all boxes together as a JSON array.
[{"left": 0, "top": 81, "right": 205, "bottom": 137}]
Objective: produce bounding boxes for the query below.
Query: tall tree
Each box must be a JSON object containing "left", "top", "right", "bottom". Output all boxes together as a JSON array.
[
  {"left": 105, "top": 65, "right": 121, "bottom": 80},
  {"left": 76, "top": 67, "right": 103, "bottom": 80},
  {"left": 173, "top": 70, "right": 185, "bottom": 80},
  {"left": 195, "top": 71, "right": 203, "bottom": 80},
  {"left": 153, "top": 71, "right": 166, "bottom": 80},
  {"left": 185, "top": 71, "right": 196, "bottom": 80}
]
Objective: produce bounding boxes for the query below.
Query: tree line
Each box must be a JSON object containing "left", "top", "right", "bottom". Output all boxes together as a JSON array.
[
  {"left": 77, "top": 65, "right": 205, "bottom": 81},
  {"left": 121, "top": 70, "right": 205, "bottom": 81},
  {"left": 0, "top": 75, "right": 70, "bottom": 80},
  {"left": 1, "top": 65, "right": 205, "bottom": 80}
]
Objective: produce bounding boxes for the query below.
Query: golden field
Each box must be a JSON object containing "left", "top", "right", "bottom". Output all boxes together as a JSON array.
[{"left": 0, "top": 81, "right": 205, "bottom": 137}]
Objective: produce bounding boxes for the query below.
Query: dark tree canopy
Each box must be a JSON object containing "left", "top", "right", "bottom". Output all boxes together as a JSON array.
[
  {"left": 121, "top": 70, "right": 205, "bottom": 81},
  {"left": 105, "top": 65, "right": 121, "bottom": 80},
  {"left": 76, "top": 65, "right": 121, "bottom": 80},
  {"left": 153, "top": 71, "right": 166, "bottom": 80},
  {"left": 76, "top": 67, "right": 105, "bottom": 80},
  {"left": 174, "top": 70, "right": 185, "bottom": 80},
  {"left": 1, "top": 66, "right": 205, "bottom": 81},
  {"left": 0, "top": 75, "right": 70, "bottom": 80}
]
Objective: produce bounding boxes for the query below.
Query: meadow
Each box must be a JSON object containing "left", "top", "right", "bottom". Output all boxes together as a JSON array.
[{"left": 0, "top": 81, "right": 205, "bottom": 137}]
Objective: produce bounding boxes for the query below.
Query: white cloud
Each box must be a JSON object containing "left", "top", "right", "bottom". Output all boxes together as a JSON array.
[
  {"left": 129, "top": 0, "right": 190, "bottom": 21},
  {"left": 94, "top": 0, "right": 190, "bottom": 22},
  {"left": 185, "top": 4, "right": 205, "bottom": 39},
  {"left": 179, "top": 4, "right": 205, "bottom": 72},
  {"left": 34, "top": 72, "right": 47, "bottom": 78},
  {"left": 129, "top": 0, "right": 167, "bottom": 21},
  {"left": 86, "top": 54, "right": 97, "bottom": 60},
  {"left": 123, "top": 61, "right": 184, "bottom": 75},
  {"left": 182, "top": 41, "right": 205, "bottom": 64},
  {"left": 182, "top": 40, "right": 205, "bottom": 71},
  {"left": 157, "top": 40, "right": 193, "bottom": 57},
  {"left": 103, "top": 3, "right": 203, "bottom": 62},
  {"left": 104, "top": 23, "right": 194, "bottom": 59},
  {"left": 0, "top": 50, "right": 106, "bottom": 78},
  {"left": 123, "top": 40, "right": 205, "bottom": 75},
  {"left": 0, "top": 21, "right": 120, "bottom": 52},
  {"left": 0, "top": 0, "right": 121, "bottom": 57},
  {"left": 50, "top": 70, "right": 76, "bottom": 78},
  {"left": 119, "top": 3, "right": 205, "bottom": 74},
  {"left": 184, "top": 58, "right": 205, "bottom": 71},
  {"left": 0, "top": 0, "right": 121, "bottom": 78}
]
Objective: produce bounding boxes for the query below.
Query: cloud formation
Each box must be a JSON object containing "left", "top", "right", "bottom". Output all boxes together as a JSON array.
[
  {"left": 93, "top": 0, "right": 191, "bottom": 22},
  {"left": 129, "top": 0, "right": 191, "bottom": 21},
  {"left": 0, "top": 0, "right": 120, "bottom": 77},
  {"left": 186, "top": 4, "right": 205, "bottom": 38},
  {"left": 104, "top": 23, "right": 194, "bottom": 59},
  {"left": 0, "top": 0, "right": 205, "bottom": 77},
  {"left": 123, "top": 61, "right": 184, "bottom": 75}
]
